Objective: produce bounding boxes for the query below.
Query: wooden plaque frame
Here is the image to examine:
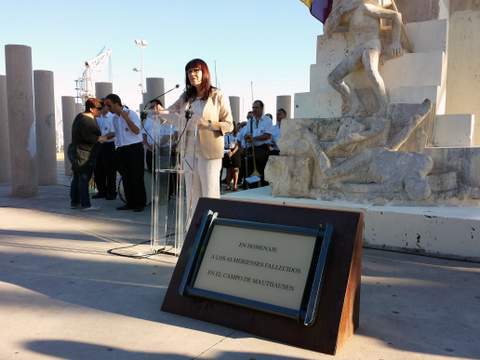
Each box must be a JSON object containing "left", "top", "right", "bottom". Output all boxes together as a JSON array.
[{"left": 162, "top": 198, "right": 364, "bottom": 355}]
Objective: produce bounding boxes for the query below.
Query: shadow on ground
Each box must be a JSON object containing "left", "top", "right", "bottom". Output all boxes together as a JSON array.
[
  {"left": 25, "top": 339, "right": 307, "bottom": 360},
  {"left": 0, "top": 243, "right": 479, "bottom": 359}
]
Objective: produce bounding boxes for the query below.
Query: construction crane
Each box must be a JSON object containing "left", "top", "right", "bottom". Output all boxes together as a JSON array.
[{"left": 75, "top": 46, "right": 112, "bottom": 103}]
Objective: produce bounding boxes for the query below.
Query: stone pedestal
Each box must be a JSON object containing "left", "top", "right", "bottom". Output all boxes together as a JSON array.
[
  {"left": 62, "top": 96, "right": 76, "bottom": 176},
  {"left": 34, "top": 70, "right": 57, "bottom": 185},
  {"left": 146, "top": 77, "right": 165, "bottom": 105},
  {"left": 224, "top": 187, "right": 480, "bottom": 262},
  {"left": 276, "top": 95, "right": 292, "bottom": 119},
  {"left": 228, "top": 96, "right": 240, "bottom": 124},
  {"left": 0, "top": 75, "right": 11, "bottom": 183},
  {"left": 5, "top": 44, "right": 38, "bottom": 197},
  {"left": 95, "top": 82, "right": 112, "bottom": 99}
]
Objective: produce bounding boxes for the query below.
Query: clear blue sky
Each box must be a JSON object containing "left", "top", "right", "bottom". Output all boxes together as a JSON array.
[{"left": 0, "top": 0, "right": 323, "bottom": 124}]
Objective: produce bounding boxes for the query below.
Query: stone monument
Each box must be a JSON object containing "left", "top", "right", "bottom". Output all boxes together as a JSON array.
[{"left": 266, "top": 0, "right": 480, "bottom": 204}]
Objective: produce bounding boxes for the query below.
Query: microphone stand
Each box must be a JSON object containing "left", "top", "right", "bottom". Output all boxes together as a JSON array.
[
  {"left": 142, "top": 84, "right": 180, "bottom": 114},
  {"left": 141, "top": 85, "right": 181, "bottom": 147}
]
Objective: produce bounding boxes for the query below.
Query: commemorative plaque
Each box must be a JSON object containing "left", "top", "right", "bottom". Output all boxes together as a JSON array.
[{"left": 162, "top": 198, "right": 363, "bottom": 355}]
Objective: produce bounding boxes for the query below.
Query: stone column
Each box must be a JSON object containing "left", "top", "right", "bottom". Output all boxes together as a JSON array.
[
  {"left": 146, "top": 77, "right": 165, "bottom": 105},
  {"left": 62, "top": 96, "right": 76, "bottom": 176},
  {"left": 34, "top": 70, "right": 57, "bottom": 185},
  {"left": 276, "top": 95, "right": 292, "bottom": 119},
  {"left": 75, "top": 103, "right": 83, "bottom": 115},
  {"left": 229, "top": 96, "right": 240, "bottom": 124},
  {"left": 95, "top": 82, "right": 113, "bottom": 99},
  {"left": 0, "top": 75, "right": 11, "bottom": 183},
  {"left": 142, "top": 93, "right": 150, "bottom": 110},
  {"left": 5, "top": 44, "right": 38, "bottom": 197}
]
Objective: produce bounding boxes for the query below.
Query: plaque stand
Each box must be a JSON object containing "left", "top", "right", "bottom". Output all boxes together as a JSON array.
[{"left": 162, "top": 198, "right": 364, "bottom": 355}]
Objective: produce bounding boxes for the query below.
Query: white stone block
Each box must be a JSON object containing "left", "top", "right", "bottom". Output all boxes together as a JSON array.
[
  {"left": 294, "top": 90, "right": 341, "bottom": 118},
  {"left": 351, "top": 51, "right": 446, "bottom": 89},
  {"left": 315, "top": 33, "right": 349, "bottom": 69},
  {"left": 446, "top": 10, "right": 480, "bottom": 130},
  {"left": 389, "top": 85, "right": 445, "bottom": 113},
  {"left": 433, "top": 114, "right": 475, "bottom": 147},
  {"left": 405, "top": 19, "right": 448, "bottom": 53},
  {"left": 223, "top": 187, "right": 480, "bottom": 261},
  {"left": 295, "top": 84, "right": 445, "bottom": 120},
  {"left": 315, "top": 19, "right": 448, "bottom": 65},
  {"left": 310, "top": 52, "right": 445, "bottom": 93}
]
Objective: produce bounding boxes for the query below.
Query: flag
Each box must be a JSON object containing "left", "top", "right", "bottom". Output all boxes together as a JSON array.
[{"left": 300, "top": 0, "right": 333, "bottom": 23}]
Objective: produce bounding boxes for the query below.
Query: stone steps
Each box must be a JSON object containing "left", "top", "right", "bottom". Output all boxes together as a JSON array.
[
  {"left": 315, "top": 19, "right": 448, "bottom": 65},
  {"left": 295, "top": 85, "right": 443, "bottom": 118}
]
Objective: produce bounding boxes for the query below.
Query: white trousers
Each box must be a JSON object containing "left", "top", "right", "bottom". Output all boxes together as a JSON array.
[{"left": 185, "top": 155, "right": 222, "bottom": 219}]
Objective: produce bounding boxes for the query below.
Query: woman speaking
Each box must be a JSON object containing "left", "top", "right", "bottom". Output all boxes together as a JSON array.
[{"left": 159, "top": 59, "right": 233, "bottom": 215}]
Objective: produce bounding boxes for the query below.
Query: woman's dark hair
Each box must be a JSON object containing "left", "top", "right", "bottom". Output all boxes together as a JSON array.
[
  {"left": 84, "top": 98, "right": 102, "bottom": 113},
  {"left": 184, "top": 58, "right": 214, "bottom": 102}
]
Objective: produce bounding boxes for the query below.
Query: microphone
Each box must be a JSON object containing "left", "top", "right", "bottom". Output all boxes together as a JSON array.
[
  {"left": 142, "top": 84, "right": 181, "bottom": 119},
  {"left": 144, "top": 84, "right": 180, "bottom": 107}
]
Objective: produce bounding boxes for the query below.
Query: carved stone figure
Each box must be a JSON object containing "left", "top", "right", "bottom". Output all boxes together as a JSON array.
[
  {"left": 325, "top": 0, "right": 404, "bottom": 116},
  {"left": 265, "top": 1, "right": 480, "bottom": 205},
  {"left": 265, "top": 101, "right": 436, "bottom": 201}
]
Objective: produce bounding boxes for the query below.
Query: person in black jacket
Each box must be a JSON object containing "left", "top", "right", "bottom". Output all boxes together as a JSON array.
[{"left": 70, "top": 98, "right": 109, "bottom": 210}]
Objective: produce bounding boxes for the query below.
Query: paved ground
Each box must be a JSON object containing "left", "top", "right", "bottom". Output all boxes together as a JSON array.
[{"left": 0, "top": 170, "right": 479, "bottom": 359}]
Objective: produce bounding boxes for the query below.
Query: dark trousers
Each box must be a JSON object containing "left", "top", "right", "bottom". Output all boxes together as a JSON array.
[
  {"left": 116, "top": 142, "right": 146, "bottom": 209},
  {"left": 70, "top": 166, "right": 93, "bottom": 208},
  {"left": 94, "top": 142, "right": 117, "bottom": 197},
  {"left": 244, "top": 144, "right": 270, "bottom": 186},
  {"left": 146, "top": 148, "right": 153, "bottom": 173}
]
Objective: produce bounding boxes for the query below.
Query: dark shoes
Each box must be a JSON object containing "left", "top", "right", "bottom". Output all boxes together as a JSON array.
[
  {"left": 116, "top": 205, "right": 131, "bottom": 210},
  {"left": 117, "top": 204, "right": 145, "bottom": 212}
]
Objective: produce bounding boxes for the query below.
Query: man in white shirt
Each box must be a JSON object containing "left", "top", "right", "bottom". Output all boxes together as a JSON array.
[
  {"left": 105, "top": 94, "right": 146, "bottom": 212},
  {"left": 93, "top": 103, "right": 116, "bottom": 199},
  {"left": 270, "top": 108, "right": 286, "bottom": 156},
  {"left": 142, "top": 100, "right": 178, "bottom": 172},
  {"left": 240, "top": 100, "right": 273, "bottom": 186},
  {"left": 142, "top": 100, "right": 178, "bottom": 203}
]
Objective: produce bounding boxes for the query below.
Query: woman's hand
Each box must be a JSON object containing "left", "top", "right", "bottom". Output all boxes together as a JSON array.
[{"left": 198, "top": 120, "right": 217, "bottom": 131}]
